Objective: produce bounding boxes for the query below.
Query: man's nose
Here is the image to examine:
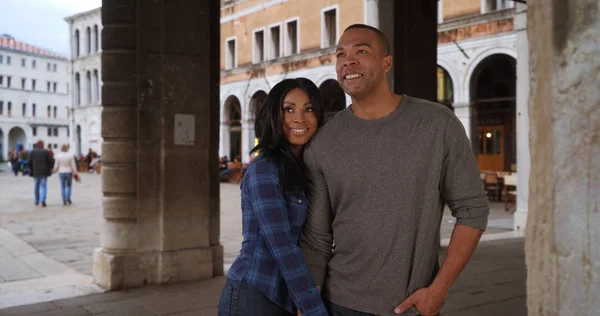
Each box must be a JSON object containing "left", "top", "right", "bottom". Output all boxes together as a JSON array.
[{"left": 343, "top": 56, "right": 358, "bottom": 67}]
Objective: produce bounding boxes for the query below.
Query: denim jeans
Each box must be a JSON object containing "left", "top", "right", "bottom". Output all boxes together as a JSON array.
[
  {"left": 218, "top": 279, "right": 294, "bottom": 316},
  {"left": 59, "top": 173, "right": 73, "bottom": 204},
  {"left": 34, "top": 177, "right": 48, "bottom": 204}
]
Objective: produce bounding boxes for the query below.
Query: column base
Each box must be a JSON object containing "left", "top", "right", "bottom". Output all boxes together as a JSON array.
[{"left": 93, "top": 245, "right": 222, "bottom": 290}]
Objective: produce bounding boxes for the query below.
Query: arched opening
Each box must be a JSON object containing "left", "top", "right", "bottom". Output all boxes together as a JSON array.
[
  {"left": 76, "top": 125, "right": 82, "bottom": 156},
  {"left": 470, "top": 54, "right": 516, "bottom": 172},
  {"left": 75, "top": 73, "right": 81, "bottom": 106},
  {"left": 75, "top": 29, "right": 80, "bottom": 57},
  {"left": 249, "top": 90, "right": 267, "bottom": 151},
  {"left": 225, "top": 96, "right": 242, "bottom": 160},
  {"left": 86, "top": 27, "right": 91, "bottom": 54},
  {"left": 437, "top": 66, "right": 454, "bottom": 110},
  {"left": 0, "top": 128, "right": 4, "bottom": 161},
  {"left": 86, "top": 71, "right": 92, "bottom": 104},
  {"left": 93, "top": 25, "right": 99, "bottom": 52},
  {"left": 93, "top": 69, "right": 100, "bottom": 103},
  {"left": 318, "top": 79, "right": 346, "bottom": 121},
  {"left": 8, "top": 127, "right": 27, "bottom": 154}
]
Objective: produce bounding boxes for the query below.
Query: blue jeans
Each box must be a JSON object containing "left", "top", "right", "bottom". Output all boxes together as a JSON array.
[
  {"left": 34, "top": 177, "right": 48, "bottom": 204},
  {"left": 59, "top": 173, "right": 73, "bottom": 204},
  {"left": 218, "top": 279, "right": 294, "bottom": 316}
]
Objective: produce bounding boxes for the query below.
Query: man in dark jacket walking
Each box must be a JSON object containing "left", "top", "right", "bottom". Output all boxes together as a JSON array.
[{"left": 27, "top": 140, "right": 55, "bottom": 207}]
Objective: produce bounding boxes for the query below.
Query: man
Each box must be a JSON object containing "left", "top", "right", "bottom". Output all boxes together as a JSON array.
[
  {"left": 300, "top": 24, "right": 489, "bottom": 316},
  {"left": 27, "top": 140, "right": 55, "bottom": 207}
]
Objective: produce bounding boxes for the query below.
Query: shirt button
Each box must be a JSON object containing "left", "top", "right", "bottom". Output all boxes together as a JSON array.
[{"left": 298, "top": 199, "right": 302, "bottom": 203}]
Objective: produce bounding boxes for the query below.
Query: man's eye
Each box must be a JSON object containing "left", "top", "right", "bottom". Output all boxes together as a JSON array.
[
  {"left": 358, "top": 50, "right": 367, "bottom": 54},
  {"left": 337, "top": 53, "right": 345, "bottom": 58}
]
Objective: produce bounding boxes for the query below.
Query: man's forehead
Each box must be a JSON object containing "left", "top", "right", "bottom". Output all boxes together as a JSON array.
[{"left": 338, "top": 29, "right": 377, "bottom": 47}]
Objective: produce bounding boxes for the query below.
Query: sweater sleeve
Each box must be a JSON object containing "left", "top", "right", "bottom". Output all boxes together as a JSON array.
[
  {"left": 299, "top": 144, "right": 334, "bottom": 286},
  {"left": 441, "top": 118, "right": 490, "bottom": 230}
]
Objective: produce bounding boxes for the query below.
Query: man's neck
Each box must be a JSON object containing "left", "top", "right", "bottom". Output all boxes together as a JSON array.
[{"left": 350, "top": 86, "right": 402, "bottom": 120}]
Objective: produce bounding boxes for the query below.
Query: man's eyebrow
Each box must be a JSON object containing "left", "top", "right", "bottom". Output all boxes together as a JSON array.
[{"left": 336, "top": 43, "right": 372, "bottom": 52}]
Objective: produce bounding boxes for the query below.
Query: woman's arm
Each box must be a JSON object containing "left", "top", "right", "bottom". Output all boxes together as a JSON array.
[{"left": 247, "top": 161, "right": 327, "bottom": 316}]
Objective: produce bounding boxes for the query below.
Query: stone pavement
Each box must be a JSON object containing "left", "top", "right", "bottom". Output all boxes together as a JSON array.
[
  {"left": 0, "top": 170, "right": 524, "bottom": 312},
  {"left": 0, "top": 238, "right": 526, "bottom": 315}
]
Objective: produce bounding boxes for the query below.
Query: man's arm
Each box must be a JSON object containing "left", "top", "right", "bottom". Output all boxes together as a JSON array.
[
  {"left": 299, "top": 145, "right": 334, "bottom": 287},
  {"left": 396, "top": 118, "right": 489, "bottom": 315}
]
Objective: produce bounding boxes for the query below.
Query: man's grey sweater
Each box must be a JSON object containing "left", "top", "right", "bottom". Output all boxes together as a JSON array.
[{"left": 300, "top": 95, "right": 489, "bottom": 316}]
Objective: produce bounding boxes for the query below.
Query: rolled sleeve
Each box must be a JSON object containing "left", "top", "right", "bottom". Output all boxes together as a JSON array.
[{"left": 441, "top": 119, "right": 490, "bottom": 231}]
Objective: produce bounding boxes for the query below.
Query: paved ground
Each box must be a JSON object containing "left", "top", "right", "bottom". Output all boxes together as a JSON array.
[
  {"left": 0, "top": 169, "right": 524, "bottom": 314},
  {"left": 0, "top": 238, "right": 526, "bottom": 315}
]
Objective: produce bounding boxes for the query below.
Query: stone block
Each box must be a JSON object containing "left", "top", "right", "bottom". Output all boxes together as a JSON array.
[
  {"left": 102, "top": 165, "right": 136, "bottom": 194},
  {"left": 162, "top": 1, "right": 210, "bottom": 55},
  {"left": 101, "top": 52, "right": 136, "bottom": 82},
  {"left": 101, "top": 107, "right": 137, "bottom": 139},
  {"left": 101, "top": 141, "right": 137, "bottom": 164},
  {"left": 158, "top": 248, "right": 214, "bottom": 283},
  {"left": 103, "top": 196, "right": 137, "bottom": 219},
  {"left": 101, "top": 0, "right": 136, "bottom": 24},
  {"left": 93, "top": 248, "right": 125, "bottom": 290},
  {"left": 102, "top": 82, "right": 137, "bottom": 106},
  {"left": 212, "top": 245, "right": 224, "bottom": 277},
  {"left": 101, "top": 25, "right": 136, "bottom": 51},
  {"left": 138, "top": 1, "right": 162, "bottom": 53},
  {"left": 100, "top": 220, "right": 137, "bottom": 250}
]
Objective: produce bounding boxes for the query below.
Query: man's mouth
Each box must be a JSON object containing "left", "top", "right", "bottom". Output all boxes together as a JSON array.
[{"left": 344, "top": 73, "right": 363, "bottom": 80}]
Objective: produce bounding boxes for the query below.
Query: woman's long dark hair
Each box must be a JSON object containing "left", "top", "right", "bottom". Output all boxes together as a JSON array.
[{"left": 250, "top": 78, "right": 325, "bottom": 195}]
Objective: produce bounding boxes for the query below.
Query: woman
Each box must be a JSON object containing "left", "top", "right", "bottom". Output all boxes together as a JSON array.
[
  {"left": 53, "top": 144, "right": 78, "bottom": 205},
  {"left": 218, "top": 78, "right": 328, "bottom": 316}
]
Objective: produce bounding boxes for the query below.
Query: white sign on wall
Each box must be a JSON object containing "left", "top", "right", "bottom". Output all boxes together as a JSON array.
[{"left": 174, "top": 114, "right": 195, "bottom": 146}]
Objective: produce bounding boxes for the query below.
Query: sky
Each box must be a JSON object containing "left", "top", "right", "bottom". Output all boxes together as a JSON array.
[{"left": 0, "top": 0, "right": 102, "bottom": 57}]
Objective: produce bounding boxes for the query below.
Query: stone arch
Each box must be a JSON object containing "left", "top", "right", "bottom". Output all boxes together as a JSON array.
[
  {"left": 222, "top": 95, "right": 242, "bottom": 160},
  {"left": 436, "top": 65, "right": 454, "bottom": 110},
  {"left": 8, "top": 126, "right": 27, "bottom": 153},
  {"left": 468, "top": 53, "right": 517, "bottom": 172},
  {"left": 463, "top": 47, "right": 517, "bottom": 104},
  {"left": 249, "top": 90, "right": 268, "bottom": 121}
]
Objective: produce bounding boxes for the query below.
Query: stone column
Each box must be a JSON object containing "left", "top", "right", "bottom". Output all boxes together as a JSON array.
[
  {"left": 392, "top": 0, "right": 437, "bottom": 101},
  {"left": 241, "top": 120, "right": 254, "bottom": 163},
  {"left": 1, "top": 130, "right": 8, "bottom": 161},
  {"left": 514, "top": 2, "right": 530, "bottom": 232},
  {"left": 526, "top": 0, "right": 600, "bottom": 314},
  {"left": 220, "top": 123, "right": 230, "bottom": 159},
  {"left": 453, "top": 103, "right": 475, "bottom": 140},
  {"left": 95, "top": 0, "right": 222, "bottom": 290}
]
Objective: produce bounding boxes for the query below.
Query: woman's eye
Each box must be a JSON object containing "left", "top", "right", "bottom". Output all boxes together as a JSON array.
[
  {"left": 305, "top": 107, "right": 314, "bottom": 112},
  {"left": 284, "top": 107, "right": 294, "bottom": 113}
]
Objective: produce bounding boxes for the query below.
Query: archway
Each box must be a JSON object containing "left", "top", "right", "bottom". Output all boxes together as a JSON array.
[
  {"left": 249, "top": 90, "right": 267, "bottom": 152},
  {"left": 76, "top": 125, "right": 82, "bottom": 156},
  {"left": 224, "top": 95, "right": 242, "bottom": 160},
  {"left": 8, "top": 127, "right": 27, "bottom": 153},
  {"left": 469, "top": 54, "right": 516, "bottom": 172},
  {"left": 437, "top": 66, "right": 454, "bottom": 110},
  {"left": 318, "top": 79, "right": 346, "bottom": 121},
  {"left": 0, "top": 128, "right": 4, "bottom": 161}
]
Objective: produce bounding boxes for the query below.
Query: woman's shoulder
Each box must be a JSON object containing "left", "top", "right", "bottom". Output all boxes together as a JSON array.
[{"left": 245, "top": 154, "right": 278, "bottom": 177}]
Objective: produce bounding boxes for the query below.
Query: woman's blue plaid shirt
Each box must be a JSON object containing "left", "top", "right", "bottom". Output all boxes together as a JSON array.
[{"left": 226, "top": 156, "right": 327, "bottom": 315}]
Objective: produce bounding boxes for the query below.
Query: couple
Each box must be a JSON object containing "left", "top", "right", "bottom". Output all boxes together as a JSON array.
[{"left": 218, "top": 24, "right": 489, "bottom": 316}]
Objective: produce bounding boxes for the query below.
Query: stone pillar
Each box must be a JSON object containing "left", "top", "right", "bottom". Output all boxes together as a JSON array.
[
  {"left": 526, "top": 0, "right": 600, "bottom": 314},
  {"left": 241, "top": 121, "right": 254, "bottom": 163},
  {"left": 514, "top": 2, "right": 530, "bottom": 232},
  {"left": 95, "top": 0, "right": 223, "bottom": 290},
  {"left": 392, "top": 0, "right": 437, "bottom": 101},
  {"left": 220, "top": 123, "right": 230, "bottom": 159},
  {"left": 1, "top": 131, "right": 8, "bottom": 161},
  {"left": 453, "top": 103, "right": 475, "bottom": 140}
]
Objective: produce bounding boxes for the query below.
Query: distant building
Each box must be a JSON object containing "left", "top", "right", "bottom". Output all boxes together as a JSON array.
[
  {"left": 0, "top": 34, "right": 71, "bottom": 160},
  {"left": 64, "top": 7, "right": 103, "bottom": 156}
]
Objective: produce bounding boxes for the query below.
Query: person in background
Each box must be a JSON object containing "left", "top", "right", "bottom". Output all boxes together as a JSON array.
[
  {"left": 53, "top": 144, "right": 79, "bottom": 206},
  {"left": 27, "top": 140, "right": 55, "bottom": 207}
]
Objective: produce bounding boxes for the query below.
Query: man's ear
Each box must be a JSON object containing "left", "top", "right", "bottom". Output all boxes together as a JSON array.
[{"left": 383, "top": 55, "right": 392, "bottom": 73}]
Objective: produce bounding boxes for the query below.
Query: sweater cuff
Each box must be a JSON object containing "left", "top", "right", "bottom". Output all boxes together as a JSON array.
[{"left": 456, "top": 215, "right": 488, "bottom": 231}]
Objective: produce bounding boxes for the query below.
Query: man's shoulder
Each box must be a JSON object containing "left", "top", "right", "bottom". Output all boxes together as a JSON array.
[
  {"left": 403, "top": 95, "right": 455, "bottom": 119},
  {"left": 308, "top": 109, "right": 349, "bottom": 149}
]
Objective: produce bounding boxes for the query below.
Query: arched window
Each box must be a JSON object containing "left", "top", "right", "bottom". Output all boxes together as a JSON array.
[
  {"left": 86, "top": 27, "right": 91, "bottom": 54},
  {"left": 94, "top": 25, "right": 99, "bottom": 52},
  {"left": 86, "top": 71, "right": 92, "bottom": 104},
  {"left": 75, "top": 73, "right": 81, "bottom": 105},
  {"left": 75, "top": 30, "right": 80, "bottom": 57}
]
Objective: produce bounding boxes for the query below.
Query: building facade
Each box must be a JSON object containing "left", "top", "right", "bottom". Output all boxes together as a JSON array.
[
  {"left": 65, "top": 8, "right": 103, "bottom": 157},
  {"left": 219, "top": 0, "right": 528, "bottom": 230},
  {"left": 0, "top": 35, "right": 71, "bottom": 160}
]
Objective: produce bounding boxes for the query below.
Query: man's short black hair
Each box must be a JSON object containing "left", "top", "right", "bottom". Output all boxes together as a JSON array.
[{"left": 343, "top": 24, "right": 390, "bottom": 56}]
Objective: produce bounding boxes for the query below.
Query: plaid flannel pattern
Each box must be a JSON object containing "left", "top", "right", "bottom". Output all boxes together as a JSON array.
[{"left": 226, "top": 156, "right": 327, "bottom": 315}]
